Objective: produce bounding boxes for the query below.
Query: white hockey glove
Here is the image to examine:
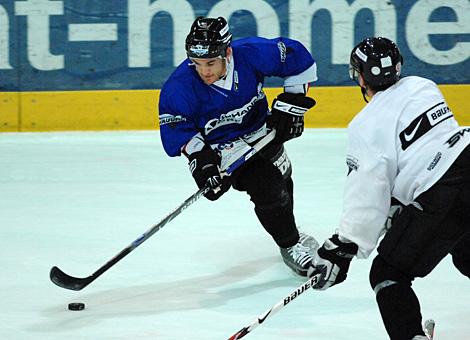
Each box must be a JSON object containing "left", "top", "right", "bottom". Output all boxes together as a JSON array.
[{"left": 308, "top": 234, "right": 358, "bottom": 290}]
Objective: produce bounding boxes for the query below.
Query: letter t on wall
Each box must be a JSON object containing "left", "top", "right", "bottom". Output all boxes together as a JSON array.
[{"left": 15, "top": 0, "right": 64, "bottom": 71}]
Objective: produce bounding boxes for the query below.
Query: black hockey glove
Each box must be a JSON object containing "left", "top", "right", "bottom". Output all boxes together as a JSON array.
[
  {"left": 268, "top": 92, "right": 316, "bottom": 144},
  {"left": 307, "top": 234, "right": 358, "bottom": 290},
  {"left": 385, "top": 197, "right": 404, "bottom": 230},
  {"left": 188, "top": 145, "right": 231, "bottom": 201}
]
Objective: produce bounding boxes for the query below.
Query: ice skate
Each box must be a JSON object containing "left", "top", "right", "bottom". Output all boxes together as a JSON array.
[
  {"left": 411, "top": 319, "right": 435, "bottom": 340},
  {"left": 280, "top": 233, "right": 319, "bottom": 276}
]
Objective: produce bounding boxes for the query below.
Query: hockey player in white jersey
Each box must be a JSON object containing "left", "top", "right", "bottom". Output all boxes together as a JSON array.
[
  {"left": 159, "top": 17, "right": 319, "bottom": 276},
  {"left": 307, "top": 37, "right": 470, "bottom": 339}
]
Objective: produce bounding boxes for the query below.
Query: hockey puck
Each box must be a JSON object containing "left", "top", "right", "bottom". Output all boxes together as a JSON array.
[{"left": 68, "top": 302, "right": 85, "bottom": 311}]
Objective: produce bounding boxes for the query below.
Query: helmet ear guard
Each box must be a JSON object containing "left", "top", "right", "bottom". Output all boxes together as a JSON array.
[
  {"left": 185, "top": 16, "right": 232, "bottom": 59},
  {"left": 349, "top": 37, "right": 403, "bottom": 92}
]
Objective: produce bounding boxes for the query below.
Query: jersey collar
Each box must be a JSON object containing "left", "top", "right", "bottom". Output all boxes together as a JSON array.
[{"left": 212, "top": 55, "right": 235, "bottom": 91}]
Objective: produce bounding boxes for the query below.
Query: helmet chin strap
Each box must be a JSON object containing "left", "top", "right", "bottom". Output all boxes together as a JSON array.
[
  {"left": 361, "top": 86, "right": 369, "bottom": 103},
  {"left": 352, "top": 73, "right": 369, "bottom": 103},
  {"left": 218, "top": 57, "right": 229, "bottom": 80}
]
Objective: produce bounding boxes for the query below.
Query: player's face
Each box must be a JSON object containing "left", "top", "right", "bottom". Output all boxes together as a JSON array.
[
  {"left": 191, "top": 57, "right": 226, "bottom": 85},
  {"left": 190, "top": 47, "right": 232, "bottom": 85}
]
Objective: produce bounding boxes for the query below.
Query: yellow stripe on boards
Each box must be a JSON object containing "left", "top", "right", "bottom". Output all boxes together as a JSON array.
[
  {"left": 0, "top": 92, "right": 20, "bottom": 132},
  {"left": 0, "top": 85, "right": 468, "bottom": 132},
  {"left": 439, "top": 84, "right": 469, "bottom": 127},
  {"left": 266, "top": 84, "right": 470, "bottom": 128},
  {"left": 19, "top": 90, "right": 159, "bottom": 132}
]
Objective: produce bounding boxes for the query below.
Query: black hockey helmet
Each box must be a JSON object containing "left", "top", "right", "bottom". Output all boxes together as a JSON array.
[
  {"left": 185, "top": 16, "right": 232, "bottom": 59},
  {"left": 349, "top": 37, "right": 403, "bottom": 91}
]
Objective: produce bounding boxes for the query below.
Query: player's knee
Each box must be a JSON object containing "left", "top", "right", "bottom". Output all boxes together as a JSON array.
[
  {"left": 369, "top": 256, "right": 411, "bottom": 295},
  {"left": 452, "top": 256, "right": 470, "bottom": 278},
  {"left": 240, "top": 163, "right": 290, "bottom": 207},
  {"left": 452, "top": 249, "right": 470, "bottom": 278},
  {"left": 370, "top": 256, "right": 393, "bottom": 294},
  {"left": 253, "top": 186, "right": 291, "bottom": 211},
  {"left": 450, "top": 231, "right": 470, "bottom": 278}
]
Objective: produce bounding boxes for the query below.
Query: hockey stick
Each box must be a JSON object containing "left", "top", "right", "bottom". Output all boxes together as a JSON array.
[
  {"left": 228, "top": 273, "right": 321, "bottom": 339},
  {"left": 50, "top": 129, "right": 276, "bottom": 291}
]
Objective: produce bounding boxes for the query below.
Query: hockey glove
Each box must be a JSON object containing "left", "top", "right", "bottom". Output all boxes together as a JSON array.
[
  {"left": 385, "top": 197, "right": 404, "bottom": 230},
  {"left": 268, "top": 92, "right": 316, "bottom": 144},
  {"left": 307, "top": 234, "right": 358, "bottom": 290},
  {"left": 188, "top": 145, "right": 231, "bottom": 201}
]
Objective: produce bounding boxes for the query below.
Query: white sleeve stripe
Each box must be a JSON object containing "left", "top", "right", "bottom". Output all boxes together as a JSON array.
[
  {"left": 284, "top": 83, "right": 309, "bottom": 94},
  {"left": 182, "top": 132, "right": 205, "bottom": 156},
  {"left": 283, "top": 63, "right": 318, "bottom": 87}
]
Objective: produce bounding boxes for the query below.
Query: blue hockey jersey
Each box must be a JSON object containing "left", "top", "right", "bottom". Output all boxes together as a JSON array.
[{"left": 159, "top": 36, "right": 316, "bottom": 157}]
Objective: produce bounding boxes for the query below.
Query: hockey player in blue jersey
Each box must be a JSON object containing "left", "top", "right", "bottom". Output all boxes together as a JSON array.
[{"left": 159, "top": 16, "right": 318, "bottom": 276}]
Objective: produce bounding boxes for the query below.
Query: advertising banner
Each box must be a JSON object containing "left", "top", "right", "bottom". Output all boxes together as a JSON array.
[{"left": 1, "top": 0, "right": 468, "bottom": 91}]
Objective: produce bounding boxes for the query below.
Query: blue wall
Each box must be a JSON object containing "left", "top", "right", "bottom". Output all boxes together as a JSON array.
[{"left": 1, "top": 0, "right": 469, "bottom": 91}]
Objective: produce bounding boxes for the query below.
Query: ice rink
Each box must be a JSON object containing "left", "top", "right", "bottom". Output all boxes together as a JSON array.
[{"left": 1, "top": 130, "right": 469, "bottom": 340}]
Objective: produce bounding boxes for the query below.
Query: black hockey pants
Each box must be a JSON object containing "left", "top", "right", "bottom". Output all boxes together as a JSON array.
[
  {"left": 231, "top": 143, "right": 299, "bottom": 248},
  {"left": 369, "top": 145, "right": 470, "bottom": 340}
]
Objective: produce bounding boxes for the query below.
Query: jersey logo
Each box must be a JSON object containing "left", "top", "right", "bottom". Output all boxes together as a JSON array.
[
  {"left": 427, "top": 152, "right": 442, "bottom": 171},
  {"left": 204, "top": 90, "right": 265, "bottom": 135},
  {"left": 346, "top": 155, "right": 359, "bottom": 175},
  {"left": 403, "top": 117, "right": 423, "bottom": 142},
  {"left": 277, "top": 41, "right": 286, "bottom": 62},
  {"left": 234, "top": 71, "right": 239, "bottom": 92},
  {"left": 159, "top": 113, "right": 187, "bottom": 126},
  {"left": 446, "top": 127, "right": 470, "bottom": 148},
  {"left": 399, "top": 102, "right": 453, "bottom": 150}
]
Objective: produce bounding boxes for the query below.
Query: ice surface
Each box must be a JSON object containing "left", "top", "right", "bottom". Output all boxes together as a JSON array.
[{"left": 1, "top": 130, "right": 468, "bottom": 339}]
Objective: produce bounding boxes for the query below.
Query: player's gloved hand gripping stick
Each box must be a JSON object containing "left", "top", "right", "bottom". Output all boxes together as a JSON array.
[
  {"left": 49, "top": 129, "right": 276, "bottom": 291},
  {"left": 187, "top": 144, "right": 231, "bottom": 201}
]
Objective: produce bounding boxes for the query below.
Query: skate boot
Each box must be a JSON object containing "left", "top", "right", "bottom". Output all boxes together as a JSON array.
[
  {"left": 280, "top": 233, "right": 319, "bottom": 276},
  {"left": 412, "top": 319, "right": 435, "bottom": 340}
]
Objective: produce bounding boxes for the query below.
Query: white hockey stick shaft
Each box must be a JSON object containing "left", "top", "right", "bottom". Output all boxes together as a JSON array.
[
  {"left": 228, "top": 274, "right": 321, "bottom": 339},
  {"left": 223, "top": 129, "right": 275, "bottom": 174}
]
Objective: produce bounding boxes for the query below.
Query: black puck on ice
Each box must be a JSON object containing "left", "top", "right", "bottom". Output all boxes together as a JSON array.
[{"left": 68, "top": 302, "right": 85, "bottom": 311}]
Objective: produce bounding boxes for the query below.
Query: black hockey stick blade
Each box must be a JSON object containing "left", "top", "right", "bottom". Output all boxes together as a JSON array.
[{"left": 50, "top": 266, "right": 94, "bottom": 291}]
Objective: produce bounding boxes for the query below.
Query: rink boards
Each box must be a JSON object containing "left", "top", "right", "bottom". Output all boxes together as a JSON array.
[
  {"left": 0, "top": 0, "right": 469, "bottom": 131},
  {"left": 0, "top": 85, "right": 468, "bottom": 132}
]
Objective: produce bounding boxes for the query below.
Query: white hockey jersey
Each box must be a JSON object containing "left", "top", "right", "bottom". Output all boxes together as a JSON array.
[{"left": 338, "top": 76, "right": 470, "bottom": 258}]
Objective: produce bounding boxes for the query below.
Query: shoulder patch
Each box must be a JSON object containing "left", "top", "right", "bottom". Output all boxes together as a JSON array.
[
  {"left": 346, "top": 155, "right": 359, "bottom": 175},
  {"left": 159, "top": 113, "right": 187, "bottom": 126},
  {"left": 277, "top": 41, "right": 286, "bottom": 62}
]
